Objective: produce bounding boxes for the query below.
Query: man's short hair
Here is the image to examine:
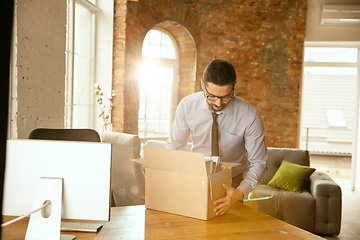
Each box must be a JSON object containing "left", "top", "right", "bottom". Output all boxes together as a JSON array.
[{"left": 203, "top": 59, "right": 237, "bottom": 86}]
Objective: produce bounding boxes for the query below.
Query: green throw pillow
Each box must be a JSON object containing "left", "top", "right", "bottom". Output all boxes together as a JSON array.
[{"left": 268, "top": 160, "right": 316, "bottom": 193}]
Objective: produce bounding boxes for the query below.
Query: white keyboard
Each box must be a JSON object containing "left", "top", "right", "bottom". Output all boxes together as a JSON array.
[{"left": 61, "top": 222, "right": 103, "bottom": 233}]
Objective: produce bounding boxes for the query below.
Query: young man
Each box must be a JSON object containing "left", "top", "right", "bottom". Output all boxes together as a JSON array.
[{"left": 166, "top": 59, "right": 267, "bottom": 215}]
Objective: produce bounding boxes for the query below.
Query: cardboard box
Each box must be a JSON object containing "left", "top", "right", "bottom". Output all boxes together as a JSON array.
[{"left": 139, "top": 146, "right": 232, "bottom": 220}]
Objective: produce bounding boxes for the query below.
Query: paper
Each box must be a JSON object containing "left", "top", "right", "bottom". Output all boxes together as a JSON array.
[{"left": 205, "top": 156, "right": 221, "bottom": 174}]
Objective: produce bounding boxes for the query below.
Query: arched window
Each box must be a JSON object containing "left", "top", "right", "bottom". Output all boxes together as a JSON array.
[
  {"left": 139, "top": 29, "right": 178, "bottom": 138},
  {"left": 142, "top": 29, "right": 176, "bottom": 59}
]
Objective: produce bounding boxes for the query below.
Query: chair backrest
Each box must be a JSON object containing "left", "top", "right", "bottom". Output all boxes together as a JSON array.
[{"left": 28, "top": 128, "right": 101, "bottom": 142}]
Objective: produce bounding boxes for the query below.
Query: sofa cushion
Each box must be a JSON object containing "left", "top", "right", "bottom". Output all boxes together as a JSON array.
[
  {"left": 261, "top": 147, "right": 310, "bottom": 184},
  {"left": 268, "top": 160, "right": 316, "bottom": 193}
]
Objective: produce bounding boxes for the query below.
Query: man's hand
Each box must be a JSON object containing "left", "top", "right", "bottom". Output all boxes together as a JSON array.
[{"left": 213, "top": 183, "right": 244, "bottom": 216}]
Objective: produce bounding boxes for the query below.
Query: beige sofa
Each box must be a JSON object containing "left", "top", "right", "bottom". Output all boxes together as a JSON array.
[
  {"left": 255, "top": 147, "right": 342, "bottom": 236},
  {"left": 101, "top": 131, "right": 145, "bottom": 207}
]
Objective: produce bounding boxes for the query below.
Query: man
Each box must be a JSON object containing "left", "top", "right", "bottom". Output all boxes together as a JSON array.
[{"left": 166, "top": 59, "right": 267, "bottom": 215}]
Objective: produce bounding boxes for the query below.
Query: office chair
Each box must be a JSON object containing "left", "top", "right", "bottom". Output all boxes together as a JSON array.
[
  {"left": 28, "top": 128, "right": 102, "bottom": 142},
  {"left": 28, "top": 128, "right": 117, "bottom": 205}
]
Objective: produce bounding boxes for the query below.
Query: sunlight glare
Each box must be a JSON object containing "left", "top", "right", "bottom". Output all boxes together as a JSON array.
[{"left": 140, "top": 61, "right": 160, "bottom": 89}]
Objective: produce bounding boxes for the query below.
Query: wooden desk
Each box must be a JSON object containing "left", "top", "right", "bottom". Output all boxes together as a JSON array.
[{"left": 2, "top": 203, "right": 325, "bottom": 240}]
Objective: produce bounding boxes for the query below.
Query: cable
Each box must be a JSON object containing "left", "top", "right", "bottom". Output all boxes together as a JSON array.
[{"left": 2, "top": 201, "right": 51, "bottom": 227}]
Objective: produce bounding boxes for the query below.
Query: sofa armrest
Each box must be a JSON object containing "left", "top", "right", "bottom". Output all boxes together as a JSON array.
[{"left": 309, "top": 171, "right": 342, "bottom": 235}]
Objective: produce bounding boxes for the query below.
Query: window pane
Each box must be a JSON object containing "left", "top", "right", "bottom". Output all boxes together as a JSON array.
[
  {"left": 161, "top": 33, "right": 173, "bottom": 46},
  {"left": 149, "top": 31, "right": 161, "bottom": 44},
  {"left": 74, "top": 3, "right": 92, "bottom": 56},
  {"left": 304, "top": 67, "right": 357, "bottom": 75},
  {"left": 142, "top": 30, "right": 176, "bottom": 59},
  {"left": 149, "top": 45, "right": 161, "bottom": 58},
  {"left": 142, "top": 44, "right": 149, "bottom": 57},
  {"left": 73, "top": 54, "right": 91, "bottom": 104},
  {"left": 302, "top": 67, "right": 357, "bottom": 127},
  {"left": 161, "top": 46, "right": 175, "bottom": 59},
  {"left": 326, "top": 109, "right": 347, "bottom": 127},
  {"left": 73, "top": 105, "right": 91, "bottom": 128},
  {"left": 300, "top": 66, "right": 357, "bottom": 154},
  {"left": 65, "top": 0, "right": 96, "bottom": 129},
  {"left": 138, "top": 66, "right": 173, "bottom": 137},
  {"left": 143, "top": 33, "right": 150, "bottom": 44},
  {"left": 304, "top": 47, "right": 358, "bottom": 63}
]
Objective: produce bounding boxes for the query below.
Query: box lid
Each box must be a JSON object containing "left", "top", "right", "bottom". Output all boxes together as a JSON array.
[{"left": 143, "top": 146, "right": 208, "bottom": 176}]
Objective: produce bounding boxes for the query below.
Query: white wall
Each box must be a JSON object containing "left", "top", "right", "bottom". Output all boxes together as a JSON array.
[
  {"left": 305, "top": 0, "right": 360, "bottom": 192},
  {"left": 306, "top": 0, "right": 360, "bottom": 41},
  {"left": 9, "top": 0, "right": 115, "bottom": 137},
  {"left": 10, "top": 0, "right": 66, "bottom": 139}
]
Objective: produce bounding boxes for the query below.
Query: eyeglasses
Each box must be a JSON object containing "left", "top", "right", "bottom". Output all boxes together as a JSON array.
[{"left": 203, "top": 85, "right": 234, "bottom": 102}]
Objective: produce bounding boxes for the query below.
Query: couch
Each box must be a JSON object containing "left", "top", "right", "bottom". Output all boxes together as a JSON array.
[
  {"left": 101, "top": 131, "right": 145, "bottom": 207},
  {"left": 255, "top": 147, "right": 342, "bottom": 236},
  {"left": 144, "top": 140, "right": 342, "bottom": 236}
]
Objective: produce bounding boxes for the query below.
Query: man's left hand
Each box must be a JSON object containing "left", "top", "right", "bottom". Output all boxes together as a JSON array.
[{"left": 213, "top": 183, "right": 244, "bottom": 216}]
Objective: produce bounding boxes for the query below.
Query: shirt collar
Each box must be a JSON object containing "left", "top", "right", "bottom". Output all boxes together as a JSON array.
[{"left": 201, "top": 92, "right": 209, "bottom": 110}]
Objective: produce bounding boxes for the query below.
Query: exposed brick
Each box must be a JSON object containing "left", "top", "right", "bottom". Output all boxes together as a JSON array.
[{"left": 111, "top": 0, "right": 307, "bottom": 148}]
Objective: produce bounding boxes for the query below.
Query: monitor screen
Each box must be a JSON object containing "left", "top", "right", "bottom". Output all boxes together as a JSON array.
[{"left": 2, "top": 139, "right": 112, "bottom": 221}]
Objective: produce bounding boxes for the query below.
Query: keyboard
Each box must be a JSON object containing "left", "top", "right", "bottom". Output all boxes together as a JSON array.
[{"left": 61, "top": 222, "right": 103, "bottom": 233}]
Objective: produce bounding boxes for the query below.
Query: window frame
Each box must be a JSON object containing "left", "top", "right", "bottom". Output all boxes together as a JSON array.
[
  {"left": 302, "top": 44, "right": 358, "bottom": 127},
  {"left": 303, "top": 42, "right": 359, "bottom": 68},
  {"left": 65, "top": 0, "right": 100, "bottom": 129},
  {"left": 142, "top": 28, "right": 177, "bottom": 59},
  {"left": 300, "top": 41, "right": 360, "bottom": 148},
  {"left": 301, "top": 41, "right": 360, "bottom": 191}
]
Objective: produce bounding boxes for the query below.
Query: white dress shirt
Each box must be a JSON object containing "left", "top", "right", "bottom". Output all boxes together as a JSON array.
[{"left": 166, "top": 91, "right": 268, "bottom": 197}]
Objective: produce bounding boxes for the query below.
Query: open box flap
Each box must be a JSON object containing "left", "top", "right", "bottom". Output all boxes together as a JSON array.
[
  {"left": 132, "top": 157, "right": 144, "bottom": 165},
  {"left": 206, "top": 164, "right": 232, "bottom": 220},
  {"left": 143, "top": 146, "right": 207, "bottom": 175},
  {"left": 208, "top": 165, "right": 232, "bottom": 200},
  {"left": 220, "top": 162, "right": 241, "bottom": 170}
]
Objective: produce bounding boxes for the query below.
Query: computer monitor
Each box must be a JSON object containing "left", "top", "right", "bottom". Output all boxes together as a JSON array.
[{"left": 2, "top": 139, "right": 112, "bottom": 237}]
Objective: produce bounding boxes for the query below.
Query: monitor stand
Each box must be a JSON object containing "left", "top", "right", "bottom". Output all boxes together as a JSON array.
[{"left": 25, "top": 177, "right": 76, "bottom": 240}]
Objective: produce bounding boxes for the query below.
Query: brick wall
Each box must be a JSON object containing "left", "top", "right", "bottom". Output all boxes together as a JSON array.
[
  {"left": 112, "top": 0, "right": 127, "bottom": 133},
  {"left": 13, "top": 0, "right": 66, "bottom": 139},
  {"left": 113, "top": 0, "right": 307, "bottom": 148}
]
